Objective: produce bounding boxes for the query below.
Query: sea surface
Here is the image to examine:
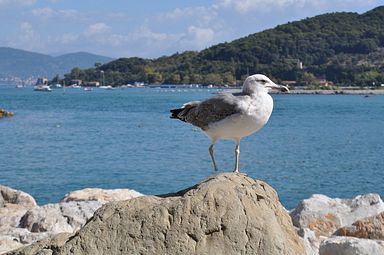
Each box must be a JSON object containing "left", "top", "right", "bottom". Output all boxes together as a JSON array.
[{"left": 1, "top": 86, "right": 383, "bottom": 209}]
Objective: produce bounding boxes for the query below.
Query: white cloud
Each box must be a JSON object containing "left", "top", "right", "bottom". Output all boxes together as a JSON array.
[
  {"left": 31, "top": 8, "right": 79, "bottom": 19},
  {"left": 216, "top": 0, "right": 381, "bottom": 13},
  {"left": 0, "top": 0, "right": 35, "bottom": 7},
  {"left": 217, "top": 0, "right": 314, "bottom": 13},
  {"left": 174, "top": 26, "right": 216, "bottom": 51},
  {"left": 48, "top": 33, "right": 79, "bottom": 44},
  {"left": 85, "top": 22, "right": 111, "bottom": 36},
  {"left": 187, "top": 26, "right": 215, "bottom": 47},
  {"left": 159, "top": 6, "right": 218, "bottom": 27},
  {"left": 9, "top": 22, "right": 43, "bottom": 51},
  {"left": 130, "top": 26, "right": 171, "bottom": 42},
  {"left": 107, "top": 26, "right": 181, "bottom": 47},
  {"left": 20, "top": 22, "right": 35, "bottom": 38},
  {"left": 31, "top": 7, "right": 55, "bottom": 17}
]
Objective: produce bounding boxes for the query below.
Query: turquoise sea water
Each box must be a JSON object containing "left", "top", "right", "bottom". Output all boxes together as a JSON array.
[{"left": 0, "top": 86, "right": 383, "bottom": 209}]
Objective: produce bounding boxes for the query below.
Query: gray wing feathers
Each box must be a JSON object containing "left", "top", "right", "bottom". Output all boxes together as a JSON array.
[{"left": 182, "top": 94, "right": 244, "bottom": 130}]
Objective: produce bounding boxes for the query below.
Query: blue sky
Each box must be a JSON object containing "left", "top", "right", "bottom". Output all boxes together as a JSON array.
[{"left": 0, "top": 0, "right": 382, "bottom": 58}]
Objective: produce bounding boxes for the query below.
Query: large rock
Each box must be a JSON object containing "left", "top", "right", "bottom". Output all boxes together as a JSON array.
[
  {"left": 18, "top": 201, "right": 102, "bottom": 235},
  {"left": 0, "top": 186, "right": 36, "bottom": 208},
  {"left": 5, "top": 233, "right": 72, "bottom": 255},
  {"left": 335, "top": 211, "right": 384, "bottom": 240},
  {"left": 290, "top": 193, "right": 384, "bottom": 237},
  {"left": 297, "top": 227, "right": 327, "bottom": 255},
  {"left": 319, "top": 236, "right": 384, "bottom": 255},
  {"left": 0, "top": 186, "right": 38, "bottom": 254},
  {"left": 0, "top": 186, "right": 143, "bottom": 254},
  {"left": 291, "top": 193, "right": 384, "bottom": 255},
  {"left": 61, "top": 188, "right": 143, "bottom": 203},
  {"left": 0, "top": 109, "right": 14, "bottom": 118},
  {"left": 9, "top": 173, "right": 305, "bottom": 255}
]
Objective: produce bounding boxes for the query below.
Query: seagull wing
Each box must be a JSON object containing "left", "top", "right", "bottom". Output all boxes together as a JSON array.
[{"left": 183, "top": 93, "right": 247, "bottom": 130}]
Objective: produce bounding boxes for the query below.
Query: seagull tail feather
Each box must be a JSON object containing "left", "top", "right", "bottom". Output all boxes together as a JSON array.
[
  {"left": 170, "top": 108, "right": 186, "bottom": 121},
  {"left": 170, "top": 102, "right": 199, "bottom": 122}
]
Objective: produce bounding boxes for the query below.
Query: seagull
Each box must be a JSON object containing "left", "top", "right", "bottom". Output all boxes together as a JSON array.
[{"left": 170, "top": 74, "right": 289, "bottom": 174}]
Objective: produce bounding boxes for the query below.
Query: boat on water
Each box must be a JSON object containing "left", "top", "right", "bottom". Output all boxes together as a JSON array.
[
  {"left": 70, "top": 84, "right": 82, "bottom": 89},
  {"left": 34, "top": 78, "right": 52, "bottom": 92},
  {"left": 84, "top": 87, "right": 93, "bottom": 91},
  {"left": 99, "top": 85, "right": 114, "bottom": 90},
  {"left": 52, "top": 83, "right": 62, "bottom": 88},
  {"left": 34, "top": 85, "right": 52, "bottom": 92}
]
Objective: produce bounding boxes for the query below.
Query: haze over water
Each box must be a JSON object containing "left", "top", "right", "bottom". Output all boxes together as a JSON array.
[{"left": 1, "top": 86, "right": 383, "bottom": 209}]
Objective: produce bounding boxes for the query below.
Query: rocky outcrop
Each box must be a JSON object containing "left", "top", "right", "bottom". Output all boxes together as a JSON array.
[
  {"left": 0, "top": 186, "right": 38, "bottom": 254},
  {"left": 0, "top": 186, "right": 36, "bottom": 208},
  {"left": 5, "top": 233, "right": 72, "bottom": 255},
  {"left": 18, "top": 201, "right": 102, "bottom": 234},
  {"left": 291, "top": 193, "right": 384, "bottom": 237},
  {"left": 8, "top": 173, "right": 305, "bottom": 255},
  {"left": 61, "top": 188, "right": 143, "bottom": 203},
  {"left": 0, "top": 186, "right": 143, "bottom": 254},
  {"left": 335, "top": 211, "right": 384, "bottom": 240},
  {"left": 0, "top": 109, "right": 14, "bottom": 118},
  {"left": 319, "top": 236, "right": 384, "bottom": 255},
  {"left": 290, "top": 193, "right": 384, "bottom": 255},
  {"left": 318, "top": 211, "right": 384, "bottom": 254}
]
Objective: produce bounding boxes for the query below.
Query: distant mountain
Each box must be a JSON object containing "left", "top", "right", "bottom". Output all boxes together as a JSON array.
[
  {"left": 0, "top": 47, "right": 113, "bottom": 80},
  {"left": 64, "top": 6, "right": 384, "bottom": 86}
]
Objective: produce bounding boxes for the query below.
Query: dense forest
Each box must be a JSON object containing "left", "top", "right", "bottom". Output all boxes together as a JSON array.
[{"left": 62, "top": 6, "right": 384, "bottom": 87}]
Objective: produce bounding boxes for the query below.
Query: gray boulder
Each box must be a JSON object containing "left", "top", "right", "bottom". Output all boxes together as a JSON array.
[
  {"left": 0, "top": 186, "right": 37, "bottom": 208},
  {"left": 335, "top": 211, "right": 384, "bottom": 240},
  {"left": 291, "top": 193, "right": 384, "bottom": 255},
  {"left": 0, "top": 186, "right": 38, "bottom": 253},
  {"left": 19, "top": 201, "right": 102, "bottom": 234},
  {"left": 290, "top": 193, "right": 384, "bottom": 237},
  {"left": 1, "top": 185, "right": 143, "bottom": 254},
  {"left": 319, "top": 236, "right": 384, "bottom": 255},
  {"left": 60, "top": 188, "right": 143, "bottom": 203},
  {"left": 9, "top": 173, "right": 305, "bottom": 255}
]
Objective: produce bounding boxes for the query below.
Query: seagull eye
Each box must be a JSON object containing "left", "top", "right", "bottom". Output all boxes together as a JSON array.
[{"left": 258, "top": 79, "right": 267, "bottom": 83}]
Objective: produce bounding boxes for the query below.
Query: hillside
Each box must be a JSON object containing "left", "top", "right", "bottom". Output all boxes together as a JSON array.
[
  {"left": 0, "top": 47, "right": 113, "bottom": 80},
  {"left": 64, "top": 6, "right": 384, "bottom": 86}
]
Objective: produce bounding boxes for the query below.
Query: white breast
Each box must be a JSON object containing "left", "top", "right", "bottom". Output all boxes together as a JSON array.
[{"left": 205, "top": 93, "right": 274, "bottom": 142}]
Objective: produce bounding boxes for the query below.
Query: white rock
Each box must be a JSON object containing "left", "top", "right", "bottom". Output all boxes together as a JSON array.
[
  {"left": 0, "top": 186, "right": 144, "bottom": 254},
  {"left": 0, "top": 185, "right": 37, "bottom": 208},
  {"left": 319, "top": 236, "right": 384, "bottom": 255},
  {"left": 60, "top": 188, "right": 144, "bottom": 203},
  {"left": 0, "top": 186, "right": 39, "bottom": 254},
  {"left": 0, "top": 239, "right": 23, "bottom": 254},
  {"left": 290, "top": 193, "right": 384, "bottom": 237},
  {"left": 298, "top": 227, "right": 327, "bottom": 255},
  {"left": 19, "top": 201, "right": 102, "bottom": 235}
]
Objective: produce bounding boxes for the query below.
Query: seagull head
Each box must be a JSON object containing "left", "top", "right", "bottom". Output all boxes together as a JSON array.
[{"left": 242, "top": 74, "right": 289, "bottom": 94}]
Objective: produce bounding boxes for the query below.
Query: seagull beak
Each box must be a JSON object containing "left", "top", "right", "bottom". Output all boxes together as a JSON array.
[{"left": 267, "top": 83, "right": 289, "bottom": 92}]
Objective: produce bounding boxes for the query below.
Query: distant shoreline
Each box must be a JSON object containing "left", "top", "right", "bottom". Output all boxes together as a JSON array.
[{"left": 283, "top": 89, "right": 384, "bottom": 95}]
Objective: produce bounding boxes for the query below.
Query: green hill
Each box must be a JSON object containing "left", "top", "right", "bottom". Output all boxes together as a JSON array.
[
  {"left": 0, "top": 47, "right": 113, "bottom": 80},
  {"left": 64, "top": 6, "right": 384, "bottom": 86}
]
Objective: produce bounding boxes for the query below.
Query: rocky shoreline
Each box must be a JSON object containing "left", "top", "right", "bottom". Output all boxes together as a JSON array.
[
  {"left": 0, "top": 185, "right": 143, "bottom": 254},
  {"left": 1, "top": 175, "right": 384, "bottom": 255},
  {"left": 0, "top": 109, "right": 14, "bottom": 118},
  {"left": 287, "top": 89, "right": 384, "bottom": 95},
  {"left": 228, "top": 88, "right": 384, "bottom": 95}
]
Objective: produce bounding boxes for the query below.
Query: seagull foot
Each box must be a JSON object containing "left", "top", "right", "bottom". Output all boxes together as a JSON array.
[{"left": 233, "top": 170, "right": 247, "bottom": 176}]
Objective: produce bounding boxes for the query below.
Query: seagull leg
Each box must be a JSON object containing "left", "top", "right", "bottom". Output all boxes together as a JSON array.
[
  {"left": 209, "top": 144, "right": 218, "bottom": 171},
  {"left": 233, "top": 143, "right": 240, "bottom": 174}
]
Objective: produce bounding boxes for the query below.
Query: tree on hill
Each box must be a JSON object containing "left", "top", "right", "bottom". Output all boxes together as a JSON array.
[{"left": 61, "top": 6, "right": 384, "bottom": 87}]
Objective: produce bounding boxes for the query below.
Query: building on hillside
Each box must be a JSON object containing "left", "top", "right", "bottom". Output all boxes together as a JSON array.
[
  {"left": 71, "top": 79, "right": 82, "bottom": 85},
  {"left": 84, "top": 81, "right": 100, "bottom": 87}
]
